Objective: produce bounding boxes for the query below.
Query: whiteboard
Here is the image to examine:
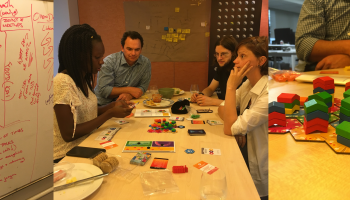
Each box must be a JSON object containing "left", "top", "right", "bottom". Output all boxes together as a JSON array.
[{"left": 0, "top": 0, "right": 53, "bottom": 196}]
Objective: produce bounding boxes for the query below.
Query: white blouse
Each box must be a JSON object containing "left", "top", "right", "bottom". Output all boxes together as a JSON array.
[
  {"left": 221, "top": 75, "right": 268, "bottom": 197},
  {"left": 53, "top": 73, "right": 97, "bottom": 160}
]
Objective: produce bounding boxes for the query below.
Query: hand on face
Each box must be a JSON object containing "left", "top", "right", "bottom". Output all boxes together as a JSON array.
[
  {"left": 227, "top": 60, "right": 253, "bottom": 90},
  {"left": 315, "top": 54, "right": 350, "bottom": 70}
]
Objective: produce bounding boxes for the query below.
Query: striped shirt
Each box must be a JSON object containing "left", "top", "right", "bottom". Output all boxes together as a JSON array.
[
  {"left": 295, "top": 0, "right": 350, "bottom": 71},
  {"left": 94, "top": 51, "right": 151, "bottom": 105}
]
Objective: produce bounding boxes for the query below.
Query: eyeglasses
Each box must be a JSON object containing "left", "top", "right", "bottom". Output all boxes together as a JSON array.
[{"left": 214, "top": 52, "right": 230, "bottom": 58}]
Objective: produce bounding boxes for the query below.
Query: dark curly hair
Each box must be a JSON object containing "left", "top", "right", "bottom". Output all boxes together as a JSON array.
[
  {"left": 58, "top": 24, "right": 102, "bottom": 97},
  {"left": 121, "top": 31, "right": 143, "bottom": 48}
]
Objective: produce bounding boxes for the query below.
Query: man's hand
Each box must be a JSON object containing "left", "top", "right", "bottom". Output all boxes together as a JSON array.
[
  {"left": 190, "top": 93, "right": 199, "bottom": 102},
  {"left": 128, "top": 87, "right": 143, "bottom": 98},
  {"left": 315, "top": 54, "right": 350, "bottom": 70},
  {"left": 235, "top": 135, "right": 246, "bottom": 148},
  {"left": 196, "top": 95, "right": 215, "bottom": 106},
  {"left": 117, "top": 93, "right": 133, "bottom": 101}
]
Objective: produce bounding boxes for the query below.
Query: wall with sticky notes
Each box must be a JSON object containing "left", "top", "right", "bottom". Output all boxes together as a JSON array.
[{"left": 77, "top": 0, "right": 267, "bottom": 91}]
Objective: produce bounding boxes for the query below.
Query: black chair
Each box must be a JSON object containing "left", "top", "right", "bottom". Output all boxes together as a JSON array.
[{"left": 268, "top": 56, "right": 283, "bottom": 69}]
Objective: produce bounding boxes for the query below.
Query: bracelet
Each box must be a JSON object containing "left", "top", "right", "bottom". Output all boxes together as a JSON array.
[{"left": 198, "top": 92, "right": 204, "bottom": 95}]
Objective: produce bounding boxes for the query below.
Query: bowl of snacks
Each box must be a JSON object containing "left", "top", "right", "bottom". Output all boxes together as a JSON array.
[{"left": 158, "top": 88, "right": 174, "bottom": 99}]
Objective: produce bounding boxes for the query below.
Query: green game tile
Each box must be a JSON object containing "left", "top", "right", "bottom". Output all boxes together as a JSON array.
[
  {"left": 304, "top": 99, "right": 329, "bottom": 114},
  {"left": 344, "top": 89, "right": 350, "bottom": 99},
  {"left": 308, "top": 92, "right": 332, "bottom": 104},
  {"left": 340, "top": 106, "right": 350, "bottom": 117},
  {"left": 341, "top": 97, "right": 350, "bottom": 110},
  {"left": 336, "top": 121, "right": 350, "bottom": 140}
]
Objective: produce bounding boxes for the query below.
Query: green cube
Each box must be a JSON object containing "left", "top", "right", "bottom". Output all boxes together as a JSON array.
[
  {"left": 340, "top": 106, "right": 350, "bottom": 117},
  {"left": 336, "top": 121, "right": 350, "bottom": 140},
  {"left": 341, "top": 97, "right": 350, "bottom": 110},
  {"left": 344, "top": 89, "right": 350, "bottom": 99},
  {"left": 304, "top": 99, "right": 328, "bottom": 114}
]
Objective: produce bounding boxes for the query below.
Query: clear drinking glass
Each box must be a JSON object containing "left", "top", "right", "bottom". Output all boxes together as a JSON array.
[
  {"left": 190, "top": 84, "right": 199, "bottom": 95},
  {"left": 150, "top": 85, "right": 158, "bottom": 95},
  {"left": 200, "top": 169, "right": 227, "bottom": 200}
]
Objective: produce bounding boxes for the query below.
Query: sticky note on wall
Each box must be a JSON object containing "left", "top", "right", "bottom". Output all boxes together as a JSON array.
[
  {"left": 173, "top": 38, "right": 178, "bottom": 42},
  {"left": 162, "top": 35, "right": 166, "bottom": 39},
  {"left": 173, "top": 33, "right": 178, "bottom": 38},
  {"left": 175, "top": 7, "right": 180, "bottom": 12},
  {"left": 205, "top": 32, "right": 210, "bottom": 37},
  {"left": 169, "top": 28, "right": 174, "bottom": 33},
  {"left": 177, "top": 29, "right": 181, "bottom": 33},
  {"left": 167, "top": 34, "right": 171, "bottom": 38}
]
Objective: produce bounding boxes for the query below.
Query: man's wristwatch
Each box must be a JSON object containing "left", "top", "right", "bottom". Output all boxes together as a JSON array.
[{"left": 198, "top": 92, "right": 204, "bottom": 95}]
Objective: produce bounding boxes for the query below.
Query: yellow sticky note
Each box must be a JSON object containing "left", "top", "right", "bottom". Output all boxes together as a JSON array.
[
  {"left": 175, "top": 7, "right": 180, "bottom": 12},
  {"left": 162, "top": 35, "right": 166, "bottom": 39},
  {"left": 169, "top": 38, "right": 173, "bottom": 42},
  {"left": 182, "top": 29, "right": 186, "bottom": 33},
  {"left": 169, "top": 28, "right": 174, "bottom": 33},
  {"left": 186, "top": 29, "right": 191, "bottom": 34},
  {"left": 177, "top": 28, "right": 182, "bottom": 33},
  {"left": 205, "top": 32, "right": 210, "bottom": 37},
  {"left": 173, "top": 38, "right": 178, "bottom": 42},
  {"left": 179, "top": 34, "right": 186, "bottom": 40},
  {"left": 167, "top": 34, "right": 171, "bottom": 38},
  {"left": 173, "top": 33, "right": 178, "bottom": 38}
]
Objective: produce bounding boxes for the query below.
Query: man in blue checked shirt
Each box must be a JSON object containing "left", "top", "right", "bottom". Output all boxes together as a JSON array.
[{"left": 95, "top": 31, "right": 151, "bottom": 105}]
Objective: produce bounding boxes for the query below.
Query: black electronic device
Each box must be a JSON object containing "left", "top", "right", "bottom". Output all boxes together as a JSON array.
[
  {"left": 66, "top": 146, "right": 106, "bottom": 158},
  {"left": 188, "top": 129, "right": 206, "bottom": 136}
]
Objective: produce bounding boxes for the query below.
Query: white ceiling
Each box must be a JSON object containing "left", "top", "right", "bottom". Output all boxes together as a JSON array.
[{"left": 269, "top": 0, "right": 304, "bottom": 14}]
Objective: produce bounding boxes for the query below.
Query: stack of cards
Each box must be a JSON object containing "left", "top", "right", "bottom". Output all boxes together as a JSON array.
[
  {"left": 95, "top": 127, "right": 121, "bottom": 141},
  {"left": 130, "top": 152, "right": 151, "bottom": 166},
  {"left": 207, "top": 120, "right": 223, "bottom": 125}
]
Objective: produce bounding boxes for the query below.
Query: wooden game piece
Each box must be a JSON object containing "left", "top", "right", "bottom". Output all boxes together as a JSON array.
[
  {"left": 283, "top": 99, "right": 300, "bottom": 109},
  {"left": 340, "top": 106, "right": 350, "bottom": 116},
  {"left": 346, "top": 82, "right": 350, "bottom": 91},
  {"left": 341, "top": 97, "right": 350, "bottom": 109},
  {"left": 344, "top": 90, "right": 350, "bottom": 99},
  {"left": 337, "top": 135, "right": 350, "bottom": 147},
  {"left": 310, "top": 91, "right": 333, "bottom": 104},
  {"left": 313, "top": 82, "right": 335, "bottom": 90},
  {"left": 269, "top": 112, "right": 286, "bottom": 121},
  {"left": 305, "top": 110, "right": 330, "bottom": 121},
  {"left": 277, "top": 93, "right": 300, "bottom": 104},
  {"left": 268, "top": 101, "right": 285, "bottom": 114},
  {"left": 268, "top": 118, "right": 286, "bottom": 127},
  {"left": 303, "top": 116, "right": 328, "bottom": 128},
  {"left": 300, "top": 97, "right": 308, "bottom": 106},
  {"left": 320, "top": 71, "right": 339, "bottom": 74},
  {"left": 304, "top": 123, "right": 328, "bottom": 134},
  {"left": 336, "top": 121, "right": 350, "bottom": 140},
  {"left": 312, "top": 76, "right": 334, "bottom": 85},
  {"left": 304, "top": 99, "right": 329, "bottom": 114},
  {"left": 313, "top": 87, "right": 335, "bottom": 94},
  {"left": 339, "top": 113, "right": 350, "bottom": 123}
]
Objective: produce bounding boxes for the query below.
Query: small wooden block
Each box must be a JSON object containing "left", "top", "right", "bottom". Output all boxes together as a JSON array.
[
  {"left": 344, "top": 90, "right": 350, "bottom": 99},
  {"left": 304, "top": 123, "right": 328, "bottom": 134},
  {"left": 320, "top": 71, "right": 339, "bottom": 74},
  {"left": 304, "top": 99, "right": 329, "bottom": 114},
  {"left": 308, "top": 91, "right": 332, "bottom": 104},
  {"left": 277, "top": 93, "right": 300, "bottom": 104},
  {"left": 337, "top": 135, "right": 350, "bottom": 148},
  {"left": 283, "top": 99, "right": 301, "bottom": 109},
  {"left": 346, "top": 81, "right": 350, "bottom": 88},
  {"left": 268, "top": 118, "right": 286, "bottom": 127},
  {"left": 300, "top": 97, "right": 308, "bottom": 106},
  {"left": 340, "top": 106, "right": 350, "bottom": 117},
  {"left": 268, "top": 101, "right": 285, "bottom": 114},
  {"left": 313, "top": 82, "right": 335, "bottom": 90},
  {"left": 269, "top": 111, "right": 286, "bottom": 121},
  {"left": 303, "top": 116, "right": 328, "bottom": 127},
  {"left": 336, "top": 121, "right": 350, "bottom": 140},
  {"left": 313, "top": 76, "right": 334, "bottom": 85},
  {"left": 313, "top": 87, "right": 334, "bottom": 94},
  {"left": 341, "top": 97, "right": 350, "bottom": 109},
  {"left": 339, "top": 112, "right": 350, "bottom": 122},
  {"left": 305, "top": 110, "right": 330, "bottom": 121}
]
